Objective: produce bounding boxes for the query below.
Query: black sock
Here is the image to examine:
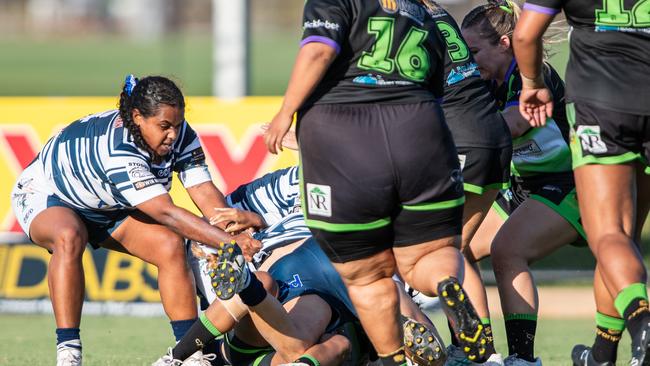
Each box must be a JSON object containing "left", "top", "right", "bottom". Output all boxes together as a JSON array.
[
  {"left": 482, "top": 322, "right": 497, "bottom": 358},
  {"left": 294, "top": 354, "right": 320, "bottom": 366},
  {"left": 504, "top": 315, "right": 537, "bottom": 362},
  {"left": 379, "top": 347, "right": 408, "bottom": 366},
  {"left": 624, "top": 298, "right": 650, "bottom": 337},
  {"left": 239, "top": 273, "right": 267, "bottom": 307},
  {"left": 172, "top": 314, "right": 222, "bottom": 360},
  {"left": 592, "top": 326, "right": 622, "bottom": 364},
  {"left": 447, "top": 320, "right": 460, "bottom": 347}
]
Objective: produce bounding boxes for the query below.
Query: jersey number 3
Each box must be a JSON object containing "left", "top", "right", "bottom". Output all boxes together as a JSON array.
[
  {"left": 358, "top": 17, "right": 430, "bottom": 82},
  {"left": 595, "top": 0, "right": 650, "bottom": 27}
]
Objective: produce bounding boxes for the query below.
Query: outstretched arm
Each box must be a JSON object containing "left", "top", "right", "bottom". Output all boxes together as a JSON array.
[{"left": 513, "top": 8, "right": 556, "bottom": 127}]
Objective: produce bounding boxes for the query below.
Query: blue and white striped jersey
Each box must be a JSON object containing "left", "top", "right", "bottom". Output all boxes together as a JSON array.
[
  {"left": 227, "top": 166, "right": 301, "bottom": 227},
  {"left": 37, "top": 110, "right": 212, "bottom": 224},
  {"left": 225, "top": 166, "right": 308, "bottom": 267}
]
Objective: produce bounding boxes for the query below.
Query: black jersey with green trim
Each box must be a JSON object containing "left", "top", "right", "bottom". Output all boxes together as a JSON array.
[
  {"left": 301, "top": 0, "right": 448, "bottom": 106},
  {"left": 432, "top": 7, "right": 511, "bottom": 148},
  {"left": 523, "top": 0, "right": 650, "bottom": 114},
  {"left": 491, "top": 61, "right": 573, "bottom": 176}
]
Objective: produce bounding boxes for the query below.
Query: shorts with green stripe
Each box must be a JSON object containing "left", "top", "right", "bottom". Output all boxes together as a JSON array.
[
  {"left": 221, "top": 331, "right": 273, "bottom": 366},
  {"left": 493, "top": 173, "right": 587, "bottom": 245},
  {"left": 568, "top": 102, "right": 650, "bottom": 173},
  {"left": 297, "top": 102, "right": 464, "bottom": 263},
  {"left": 457, "top": 145, "right": 512, "bottom": 195}
]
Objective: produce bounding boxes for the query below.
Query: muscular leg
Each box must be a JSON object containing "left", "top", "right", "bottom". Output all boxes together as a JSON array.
[
  {"left": 491, "top": 199, "right": 578, "bottom": 361},
  {"left": 29, "top": 207, "right": 88, "bottom": 329},
  {"left": 100, "top": 211, "right": 197, "bottom": 321},
  {"left": 333, "top": 250, "right": 401, "bottom": 356}
]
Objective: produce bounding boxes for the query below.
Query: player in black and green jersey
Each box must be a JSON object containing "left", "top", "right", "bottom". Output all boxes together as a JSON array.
[
  {"left": 264, "top": 0, "right": 490, "bottom": 365},
  {"left": 513, "top": 0, "right": 650, "bottom": 365},
  {"left": 460, "top": 2, "right": 593, "bottom": 365}
]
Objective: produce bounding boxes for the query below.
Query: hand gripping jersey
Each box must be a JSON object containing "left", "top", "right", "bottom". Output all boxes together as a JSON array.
[
  {"left": 523, "top": 0, "right": 650, "bottom": 114},
  {"left": 37, "top": 110, "right": 211, "bottom": 225},
  {"left": 300, "top": 0, "right": 449, "bottom": 106},
  {"left": 433, "top": 7, "right": 511, "bottom": 148},
  {"left": 491, "top": 61, "right": 572, "bottom": 177}
]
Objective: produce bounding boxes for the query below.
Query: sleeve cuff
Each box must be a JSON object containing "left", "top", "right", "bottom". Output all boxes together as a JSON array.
[
  {"left": 523, "top": 3, "right": 561, "bottom": 15},
  {"left": 300, "top": 35, "right": 341, "bottom": 54}
]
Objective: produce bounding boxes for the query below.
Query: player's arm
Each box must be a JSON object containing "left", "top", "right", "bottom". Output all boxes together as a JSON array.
[
  {"left": 502, "top": 106, "right": 533, "bottom": 138},
  {"left": 184, "top": 181, "right": 231, "bottom": 230},
  {"left": 513, "top": 5, "right": 557, "bottom": 126},
  {"left": 265, "top": 42, "right": 337, "bottom": 154}
]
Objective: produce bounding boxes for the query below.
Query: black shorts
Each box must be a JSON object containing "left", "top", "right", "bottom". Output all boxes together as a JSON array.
[
  {"left": 493, "top": 173, "right": 586, "bottom": 244},
  {"left": 568, "top": 102, "right": 650, "bottom": 173},
  {"left": 457, "top": 146, "right": 511, "bottom": 195},
  {"left": 297, "top": 102, "right": 464, "bottom": 263}
]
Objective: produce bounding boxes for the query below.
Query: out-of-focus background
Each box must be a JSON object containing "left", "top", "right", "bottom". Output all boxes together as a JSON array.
[{"left": 0, "top": 1, "right": 646, "bottom": 364}]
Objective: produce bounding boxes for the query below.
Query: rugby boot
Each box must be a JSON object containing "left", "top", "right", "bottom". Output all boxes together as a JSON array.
[
  {"left": 403, "top": 318, "right": 447, "bottom": 366},
  {"left": 503, "top": 355, "right": 541, "bottom": 366},
  {"left": 57, "top": 340, "right": 82, "bottom": 366},
  {"left": 207, "top": 240, "right": 250, "bottom": 300},
  {"left": 630, "top": 319, "right": 650, "bottom": 366},
  {"left": 437, "top": 277, "right": 487, "bottom": 363},
  {"left": 152, "top": 348, "right": 182, "bottom": 366},
  {"left": 444, "top": 345, "right": 503, "bottom": 366},
  {"left": 570, "top": 344, "right": 613, "bottom": 366}
]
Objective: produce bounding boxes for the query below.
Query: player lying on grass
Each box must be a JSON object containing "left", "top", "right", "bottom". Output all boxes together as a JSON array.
[
  {"left": 9, "top": 75, "right": 260, "bottom": 366},
  {"left": 153, "top": 165, "right": 448, "bottom": 366}
]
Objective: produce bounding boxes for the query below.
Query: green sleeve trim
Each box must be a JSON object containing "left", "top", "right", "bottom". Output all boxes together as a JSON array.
[
  {"left": 491, "top": 202, "right": 510, "bottom": 221},
  {"left": 296, "top": 354, "right": 321, "bottom": 366},
  {"left": 529, "top": 192, "right": 586, "bottom": 240},
  {"left": 252, "top": 351, "right": 274, "bottom": 366},
  {"left": 614, "top": 283, "right": 648, "bottom": 317},
  {"left": 199, "top": 313, "right": 222, "bottom": 337},
  {"left": 504, "top": 313, "right": 538, "bottom": 321},
  {"left": 402, "top": 196, "right": 465, "bottom": 211},
  {"left": 464, "top": 182, "right": 510, "bottom": 195},
  {"left": 480, "top": 317, "right": 491, "bottom": 326},
  {"left": 306, "top": 217, "right": 391, "bottom": 232},
  {"left": 225, "top": 333, "right": 273, "bottom": 354},
  {"left": 596, "top": 312, "right": 625, "bottom": 331}
]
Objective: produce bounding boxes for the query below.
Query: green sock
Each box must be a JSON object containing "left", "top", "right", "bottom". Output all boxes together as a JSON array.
[{"left": 504, "top": 313, "right": 537, "bottom": 362}]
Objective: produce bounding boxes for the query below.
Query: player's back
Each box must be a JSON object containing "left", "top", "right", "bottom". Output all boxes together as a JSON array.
[{"left": 303, "top": 0, "right": 449, "bottom": 106}]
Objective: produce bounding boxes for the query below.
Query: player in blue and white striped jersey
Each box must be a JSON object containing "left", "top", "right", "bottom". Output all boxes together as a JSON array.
[{"left": 10, "top": 75, "right": 260, "bottom": 366}]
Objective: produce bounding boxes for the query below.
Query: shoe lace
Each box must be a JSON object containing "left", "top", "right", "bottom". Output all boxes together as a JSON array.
[{"left": 185, "top": 352, "right": 217, "bottom": 366}]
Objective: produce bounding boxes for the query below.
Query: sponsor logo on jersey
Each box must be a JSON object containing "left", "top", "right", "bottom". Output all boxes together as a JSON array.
[
  {"left": 379, "top": 0, "right": 398, "bottom": 13},
  {"left": 386, "top": 0, "right": 429, "bottom": 25},
  {"left": 447, "top": 63, "right": 481, "bottom": 86},
  {"left": 155, "top": 167, "right": 171, "bottom": 177},
  {"left": 133, "top": 178, "right": 158, "bottom": 190},
  {"left": 303, "top": 19, "right": 340, "bottom": 31},
  {"left": 307, "top": 183, "right": 331, "bottom": 217},
  {"left": 513, "top": 140, "right": 542, "bottom": 156},
  {"left": 576, "top": 125, "right": 607, "bottom": 154},
  {"left": 128, "top": 166, "right": 152, "bottom": 179},
  {"left": 190, "top": 147, "right": 206, "bottom": 164},
  {"left": 352, "top": 74, "right": 414, "bottom": 86}
]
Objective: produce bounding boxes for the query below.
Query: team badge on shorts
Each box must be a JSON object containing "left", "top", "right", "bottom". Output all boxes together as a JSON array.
[
  {"left": 306, "top": 183, "right": 332, "bottom": 217},
  {"left": 576, "top": 125, "right": 607, "bottom": 154}
]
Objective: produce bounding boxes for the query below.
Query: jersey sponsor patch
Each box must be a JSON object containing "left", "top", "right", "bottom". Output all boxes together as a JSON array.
[
  {"left": 133, "top": 178, "right": 158, "bottom": 190},
  {"left": 576, "top": 125, "right": 607, "bottom": 154},
  {"left": 190, "top": 147, "right": 206, "bottom": 164},
  {"left": 128, "top": 165, "right": 152, "bottom": 179},
  {"left": 307, "top": 183, "right": 332, "bottom": 217},
  {"left": 513, "top": 140, "right": 543, "bottom": 157}
]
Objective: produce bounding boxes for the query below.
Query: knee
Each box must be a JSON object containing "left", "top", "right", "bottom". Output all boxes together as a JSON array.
[
  {"left": 51, "top": 227, "right": 87, "bottom": 259},
  {"left": 153, "top": 231, "right": 186, "bottom": 266}
]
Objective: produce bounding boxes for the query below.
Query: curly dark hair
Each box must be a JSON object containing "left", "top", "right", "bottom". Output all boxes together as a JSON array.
[{"left": 118, "top": 76, "right": 185, "bottom": 162}]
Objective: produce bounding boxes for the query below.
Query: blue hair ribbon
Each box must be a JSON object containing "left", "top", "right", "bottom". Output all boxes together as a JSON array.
[{"left": 124, "top": 74, "right": 138, "bottom": 96}]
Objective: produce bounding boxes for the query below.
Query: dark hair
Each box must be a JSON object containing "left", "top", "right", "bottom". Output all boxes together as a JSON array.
[
  {"left": 118, "top": 75, "right": 185, "bottom": 160},
  {"left": 461, "top": 0, "right": 521, "bottom": 45}
]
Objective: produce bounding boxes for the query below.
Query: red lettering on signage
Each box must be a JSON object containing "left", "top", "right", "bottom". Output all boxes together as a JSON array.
[
  {"left": 2, "top": 131, "right": 39, "bottom": 233},
  {"left": 199, "top": 133, "right": 269, "bottom": 194}
]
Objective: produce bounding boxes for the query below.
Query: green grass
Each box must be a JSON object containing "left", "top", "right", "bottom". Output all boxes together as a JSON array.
[{"left": 0, "top": 313, "right": 633, "bottom": 365}]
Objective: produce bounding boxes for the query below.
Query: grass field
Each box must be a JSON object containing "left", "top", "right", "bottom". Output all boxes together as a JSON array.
[{"left": 0, "top": 311, "right": 633, "bottom": 366}]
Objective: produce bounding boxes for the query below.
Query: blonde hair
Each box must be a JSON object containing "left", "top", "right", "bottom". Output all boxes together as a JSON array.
[{"left": 461, "top": 0, "right": 522, "bottom": 45}]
